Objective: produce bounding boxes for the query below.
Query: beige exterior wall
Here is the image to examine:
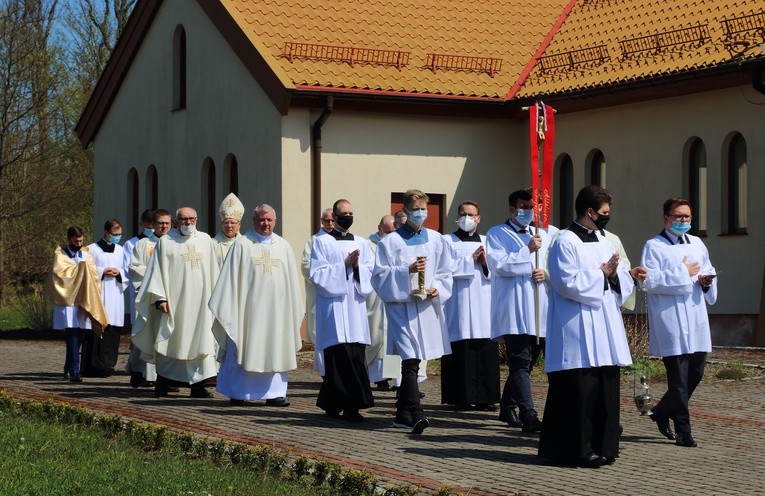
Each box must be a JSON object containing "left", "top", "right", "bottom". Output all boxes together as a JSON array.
[
  {"left": 93, "top": 0, "right": 282, "bottom": 237},
  {"left": 550, "top": 87, "right": 764, "bottom": 328}
]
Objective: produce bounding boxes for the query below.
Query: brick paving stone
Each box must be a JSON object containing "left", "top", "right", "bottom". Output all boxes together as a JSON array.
[{"left": 1, "top": 337, "right": 764, "bottom": 495}]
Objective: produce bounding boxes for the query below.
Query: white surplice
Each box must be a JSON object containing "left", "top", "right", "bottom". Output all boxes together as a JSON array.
[
  {"left": 212, "top": 231, "right": 241, "bottom": 266},
  {"left": 133, "top": 229, "right": 221, "bottom": 384},
  {"left": 486, "top": 222, "right": 557, "bottom": 339},
  {"left": 122, "top": 235, "right": 142, "bottom": 323},
  {"left": 603, "top": 229, "right": 637, "bottom": 311},
  {"left": 52, "top": 247, "right": 94, "bottom": 330},
  {"left": 310, "top": 232, "right": 374, "bottom": 351},
  {"left": 545, "top": 228, "right": 633, "bottom": 372},
  {"left": 640, "top": 230, "right": 717, "bottom": 357},
  {"left": 126, "top": 234, "right": 159, "bottom": 381},
  {"left": 442, "top": 233, "right": 492, "bottom": 342},
  {"left": 372, "top": 227, "right": 453, "bottom": 360},
  {"left": 209, "top": 229, "right": 303, "bottom": 400},
  {"left": 88, "top": 241, "right": 128, "bottom": 327}
]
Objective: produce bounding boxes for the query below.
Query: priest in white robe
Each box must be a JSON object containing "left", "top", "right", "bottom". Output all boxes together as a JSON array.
[
  {"left": 122, "top": 209, "right": 155, "bottom": 328},
  {"left": 300, "top": 207, "right": 334, "bottom": 375},
  {"left": 372, "top": 189, "right": 453, "bottom": 434},
  {"left": 641, "top": 197, "right": 717, "bottom": 448},
  {"left": 487, "top": 190, "right": 557, "bottom": 432},
  {"left": 209, "top": 204, "right": 303, "bottom": 407},
  {"left": 212, "top": 193, "right": 244, "bottom": 265},
  {"left": 126, "top": 209, "right": 172, "bottom": 388},
  {"left": 310, "top": 199, "right": 375, "bottom": 421},
  {"left": 538, "top": 186, "right": 634, "bottom": 468},
  {"left": 134, "top": 207, "right": 222, "bottom": 398},
  {"left": 83, "top": 219, "right": 128, "bottom": 377},
  {"left": 441, "top": 201, "right": 499, "bottom": 412}
]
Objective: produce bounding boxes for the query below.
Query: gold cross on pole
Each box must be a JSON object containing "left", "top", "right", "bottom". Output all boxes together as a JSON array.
[
  {"left": 181, "top": 244, "right": 204, "bottom": 269},
  {"left": 253, "top": 249, "right": 280, "bottom": 275}
]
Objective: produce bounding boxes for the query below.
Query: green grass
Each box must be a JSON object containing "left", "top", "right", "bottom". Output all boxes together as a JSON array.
[
  {"left": 0, "top": 414, "right": 320, "bottom": 496},
  {"left": 0, "top": 305, "right": 26, "bottom": 331}
]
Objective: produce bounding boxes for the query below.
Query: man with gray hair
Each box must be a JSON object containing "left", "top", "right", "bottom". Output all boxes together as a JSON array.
[
  {"left": 134, "top": 207, "right": 221, "bottom": 398},
  {"left": 210, "top": 204, "right": 303, "bottom": 407}
]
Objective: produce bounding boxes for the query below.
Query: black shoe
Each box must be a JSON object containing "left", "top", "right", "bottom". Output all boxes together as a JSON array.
[
  {"left": 342, "top": 410, "right": 364, "bottom": 422},
  {"left": 411, "top": 417, "right": 430, "bottom": 434},
  {"left": 154, "top": 384, "right": 169, "bottom": 397},
  {"left": 650, "top": 412, "right": 676, "bottom": 440},
  {"left": 474, "top": 403, "right": 498, "bottom": 412},
  {"left": 375, "top": 380, "right": 392, "bottom": 392},
  {"left": 580, "top": 452, "right": 608, "bottom": 468},
  {"left": 499, "top": 408, "right": 523, "bottom": 428},
  {"left": 142, "top": 381, "right": 156, "bottom": 388},
  {"left": 521, "top": 414, "right": 543, "bottom": 433},
  {"left": 265, "top": 397, "right": 290, "bottom": 407},
  {"left": 420, "top": 391, "right": 426, "bottom": 399},
  {"left": 392, "top": 413, "right": 414, "bottom": 429},
  {"left": 454, "top": 403, "right": 472, "bottom": 411},
  {"left": 325, "top": 410, "right": 341, "bottom": 418},
  {"left": 130, "top": 372, "right": 144, "bottom": 388},
  {"left": 229, "top": 399, "right": 246, "bottom": 406},
  {"left": 63, "top": 372, "right": 71, "bottom": 380},
  {"left": 190, "top": 387, "right": 213, "bottom": 398},
  {"left": 675, "top": 432, "right": 698, "bottom": 447},
  {"left": 69, "top": 374, "right": 82, "bottom": 383}
]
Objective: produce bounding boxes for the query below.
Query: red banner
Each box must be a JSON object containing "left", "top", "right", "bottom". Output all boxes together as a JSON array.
[{"left": 529, "top": 103, "right": 555, "bottom": 228}]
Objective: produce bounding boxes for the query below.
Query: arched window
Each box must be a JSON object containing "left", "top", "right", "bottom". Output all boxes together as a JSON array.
[
  {"left": 146, "top": 164, "right": 158, "bottom": 209},
  {"left": 202, "top": 158, "right": 216, "bottom": 233},
  {"left": 723, "top": 133, "right": 747, "bottom": 234},
  {"left": 172, "top": 25, "right": 186, "bottom": 110},
  {"left": 686, "top": 138, "right": 707, "bottom": 235},
  {"left": 127, "top": 168, "right": 139, "bottom": 236},
  {"left": 588, "top": 149, "right": 606, "bottom": 187},
  {"left": 224, "top": 154, "right": 239, "bottom": 196},
  {"left": 555, "top": 154, "right": 574, "bottom": 227}
]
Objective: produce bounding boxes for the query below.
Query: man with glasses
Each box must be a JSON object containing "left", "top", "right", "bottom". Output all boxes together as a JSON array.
[
  {"left": 641, "top": 198, "right": 718, "bottom": 448},
  {"left": 134, "top": 207, "right": 221, "bottom": 398},
  {"left": 301, "top": 208, "right": 335, "bottom": 355}
]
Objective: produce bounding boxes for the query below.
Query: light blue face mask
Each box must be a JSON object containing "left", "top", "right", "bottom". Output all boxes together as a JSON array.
[
  {"left": 671, "top": 221, "right": 691, "bottom": 235},
  {"left": 515, "top": 209, "right": 534, "bottom": 226},
  {"left": 109, "top": 235, "right": 122, "bottom": 245},
  {"left": 407, "top": 209, "right": 428, "bottom": 227},
  {"left": 142, "top": 228, "right": 154, "bottom": 237}
]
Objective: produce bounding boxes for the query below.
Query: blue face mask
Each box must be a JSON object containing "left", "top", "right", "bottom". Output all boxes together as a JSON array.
[
  {"left": 670, "top": 221, "right": 691, "bottom": 235},
  {"left": 142, "top": 228, "right": 154, "bottom": 237},
  {"left": 109, "top": 235, "right": 122, "bottom": 245},
  {"left": 407, "top": 209, "right": 428, "bottom": 227},
  {"left": 515, "top": 209, "right": 534, "bottom": 226}
]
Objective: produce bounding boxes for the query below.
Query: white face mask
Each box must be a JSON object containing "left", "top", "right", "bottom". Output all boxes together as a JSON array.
[
  {"left": 457, "top": 215, "right": 477, "bottom": 232},
  {"left": 179, "top": 225, "right": 196, "bottom": 236}
]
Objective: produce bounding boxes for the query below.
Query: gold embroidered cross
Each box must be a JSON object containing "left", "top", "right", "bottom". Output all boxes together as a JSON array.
[
  {"left": 253, "top": 249, "right": 280, "bottom": 275},
  {"left": 181, "top": 245, "right": 204, "bottom": 269},
  {"left": 225, "top": 198, "right": 237, "bottom": 207}
]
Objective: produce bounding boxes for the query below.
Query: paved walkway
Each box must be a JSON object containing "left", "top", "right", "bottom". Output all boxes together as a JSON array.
[{"left": 1, "top": 338, "right": 764, "bottom": 495}]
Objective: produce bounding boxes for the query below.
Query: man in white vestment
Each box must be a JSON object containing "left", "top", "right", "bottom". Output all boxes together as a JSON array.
[
  {"left": 539, "top": 185, "right": 635, "bottom": 468},
  {"left": 310, "top": 199, "right": 375, "bottom": 421},
  {"left": 126, "top": 209, "right": 172, "bottom": 388},
  {"left": 366, "top": 215, "right": 400, "bottom": 391},
  {"left": 487, "top": 190, "right": 557, "bottom": 432},
  {"left": 49, "top": 226, "right": 109, "bottom": 383},
  {"left": 442, "top": 201, "right": 499, "bottom": 412},
  {"left": 212, "top": 193, "right": 244, "bottom": 265},
  {"left": 122, "top": 209, "right": 154, "bottom": 328},
  {"left": 641, "top": 197, "right": 717, "bottom": 448},
  {"left": 372, "top": 189, "right": 453, "bottom": 434},
  {"left": 83, "top": 219, "right": 128, "bottom": 377},
  {"left": 300, "top": 208, "right": 334, "bottom": 375},
  {"left": 134, "top": 207, "right": 221, "bottom": 398},
  {"left": 209, "top": 204, "right": 303, "bottom": 407}
]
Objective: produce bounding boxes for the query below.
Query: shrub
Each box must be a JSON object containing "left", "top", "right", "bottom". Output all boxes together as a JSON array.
[{"left": 12, "top": 292, "right": 53, "bottom": 330}]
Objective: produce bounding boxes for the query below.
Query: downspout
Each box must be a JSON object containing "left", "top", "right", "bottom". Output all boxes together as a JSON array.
[
  {"left": 311, "top": 96, "right": 333, "bottom": 233},
  {"left": 752, "top": 66, "right": 765, "bottom": 96}
]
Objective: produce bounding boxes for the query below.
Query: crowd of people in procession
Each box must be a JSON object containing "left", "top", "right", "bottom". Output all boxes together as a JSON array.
[{"left": 48, "top": 185, "right": 718, "bottom": 468}]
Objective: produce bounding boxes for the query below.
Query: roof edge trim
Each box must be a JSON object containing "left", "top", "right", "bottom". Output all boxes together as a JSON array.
[{"left": 294, "top": 85, "right": 505, "bottom": 103}]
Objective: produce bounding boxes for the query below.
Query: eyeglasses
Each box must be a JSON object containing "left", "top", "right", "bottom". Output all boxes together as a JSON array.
[
  {"left": 321, "top": 218, "right": 335, "bottom": 223},
  {"left": 667, "top": 214, "right": 692, "bottom": 221},
  {"left": 178, "top": 216, "right": 197, "bottom": 222}
]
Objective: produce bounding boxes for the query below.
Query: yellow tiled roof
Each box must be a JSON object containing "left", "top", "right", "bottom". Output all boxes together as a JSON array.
[
  {"left": 220, "top": 0, "right": 573, "bottom": 99},
  {"left": 518, "top": 0, "right": 765, "bottom": 97}
]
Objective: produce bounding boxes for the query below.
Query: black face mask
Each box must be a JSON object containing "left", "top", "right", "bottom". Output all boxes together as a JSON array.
[
  {"left": 335, "top": 214, "right": 353, "bottom": 231},
  {"left": 594, "top": 214, "right": 610, "bottom": 230}
]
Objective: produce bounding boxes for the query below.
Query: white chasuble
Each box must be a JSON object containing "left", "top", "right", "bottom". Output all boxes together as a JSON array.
[
  {"left": 133, "top": 229, "right": 221, "bottom": 383},
  {"left": 641, "top": 232, "right": 717, "bottom": 357},
  {"left": 128, "top": 234, "right": 158, "bottom": 291},
  {"left": 212, "top": 231, "right": 241, "bottom": 266},
  {"left": 372, "top": 227, "right": 453, "bottom": 361},
  {"left": 545, "top": 229, "right": 633, "bottom": 373}
]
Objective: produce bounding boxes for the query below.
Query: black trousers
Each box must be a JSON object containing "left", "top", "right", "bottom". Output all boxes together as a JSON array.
[
  {"left": 80, "top": 325, "right": 121, "bottom": 376},
  {"left": 397, "top": 358, "right": 424, "bottom": 421},
  {"left": 316, "top": 343, "right": 374, "bottom": 413},
  {"left": 500, "top": 335, "right": 543, "bottom": 419},
  {"left": 652, "top": 352, "right": 707, "bottom": 435}
]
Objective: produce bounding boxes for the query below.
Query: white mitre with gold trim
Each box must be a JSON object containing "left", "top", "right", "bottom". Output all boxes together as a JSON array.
[{"left": 219, "top": 193, "right": 244, "bottom": 221}]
